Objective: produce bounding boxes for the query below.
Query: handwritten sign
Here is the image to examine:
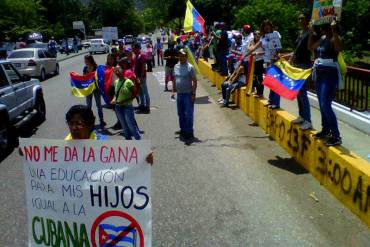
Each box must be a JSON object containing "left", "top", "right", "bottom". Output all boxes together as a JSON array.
[
  {"left": 312, "top": 0, "right": 343, "bottom": 25},
  {"left": 20, "top": 138, "right": 152, "bottom": 247}
]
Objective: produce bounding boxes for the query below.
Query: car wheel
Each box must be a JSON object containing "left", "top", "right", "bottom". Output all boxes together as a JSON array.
[
  {"left": 54, "top": 63, "right": 59, "bottom": 75},
  {"left": 34, "top": 92, "right": 46, "bottom": 124},
  {"left": 40, "top": 68, "right": 46, "bottom": 81},
  {"left": 0, "top": 121, "right": 17, "bottom": 159}
]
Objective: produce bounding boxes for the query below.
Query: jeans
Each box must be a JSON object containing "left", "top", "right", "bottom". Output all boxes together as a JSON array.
[
  {"left": 86, "top": 89, "right": 104, "bottom": 123},
  {"left": 269, "top": 90, "right": 280, "bottom": 107},
  {"left": 219, "top": 49, "right": 228, "bottom": 75},
  {"left": 73, "top": 44, "right": 78, "bottom": 53},
  {"left": 316, "top": 67, "right": 340, "bottom": 138},
  {"left": 115, "top": 105, "right": 141, "bottom": 140},
  {"left": 177, "top": 93, "right": 194, "bottom": 134},
  {"left": 157, "top": 50, "right": 163, "bottom": 66},
  {"left": 297, "top": 80, "right": 311, "bottom": 122},
  {"left": 221, "top": 80, "right": 244, "bottom": 106},
  {"left": 139, "top": 77, "right": 150, "bottom": 109},
  {"left": 253, "top": 60, "right": 264, "bottom": 95}
]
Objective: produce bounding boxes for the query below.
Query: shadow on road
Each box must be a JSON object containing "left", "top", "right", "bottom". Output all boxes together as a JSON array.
[
  {"left": 195, "top": 96, "right": 212, "bottom": 104},
  {"left": 268, "top": 156, "right": 308, "bottom": 175}
]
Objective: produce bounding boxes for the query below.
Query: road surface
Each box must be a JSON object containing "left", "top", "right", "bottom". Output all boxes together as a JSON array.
[{"left": 0, "top": 53, "right": 369, "bottom": 246}]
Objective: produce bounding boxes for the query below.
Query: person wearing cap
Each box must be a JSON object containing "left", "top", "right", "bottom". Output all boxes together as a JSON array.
[
  {"left": 172, "top": 49, "right": 197, "bottom": 140},
  {"left": 212, "top": 23, "right": 229, "bottom": 76},
  {"left": 242, "top": 24, "right": 254, "bottom": 51}
]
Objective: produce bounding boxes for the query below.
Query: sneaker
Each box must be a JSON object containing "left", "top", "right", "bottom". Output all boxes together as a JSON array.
[
  {"left": 292, "top": 117, "right": 304, "bottom": 125},
  {"left": 300, "top": 121, "right": 312, "bottom": 130},
  {"left": 325, "top": 136, "right": 342, "bottom": 146},
  {"left": 313, "top": 131, "right": 329, "bottom": 139}
]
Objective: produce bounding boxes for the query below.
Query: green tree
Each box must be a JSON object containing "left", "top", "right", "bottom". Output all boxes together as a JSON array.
[
  {"left": 234, "top": 0, "right": 300, "bottom": 47},
  {"left": 0, "top": 0, "right": 45, "bottom": 40}
]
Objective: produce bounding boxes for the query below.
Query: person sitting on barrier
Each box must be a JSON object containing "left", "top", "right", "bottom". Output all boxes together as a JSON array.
[
  {"left": 309, "top": 20, "right": 343, "bottom": 146},
  {"left": 218, "top": 61, "right": 246, "bottom": 107}
]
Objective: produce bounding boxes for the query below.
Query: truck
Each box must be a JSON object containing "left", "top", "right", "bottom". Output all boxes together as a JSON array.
[
  {"left": 102, "top": 27, "right": 118, "bottom": 44},
  {"left": 0, "top": 61, "right": 46, "bottom": 159}
]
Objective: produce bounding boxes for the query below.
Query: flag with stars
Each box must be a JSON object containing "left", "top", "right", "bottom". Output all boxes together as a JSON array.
[
  {"left": 262, "top": 59, "right": 312, "bottom": 100},
  {"left": 99, "top": 224, "right": 137, "bottom": 247}
]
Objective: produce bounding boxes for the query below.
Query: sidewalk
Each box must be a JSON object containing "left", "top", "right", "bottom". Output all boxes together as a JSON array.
[{"left": 56, "top": 49, "right": 89, "bottom": 62}]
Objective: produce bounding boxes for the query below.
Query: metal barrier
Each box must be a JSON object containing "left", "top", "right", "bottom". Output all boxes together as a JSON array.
[{"left": 307, "top": 66, "right": 370, "bottom": 112}]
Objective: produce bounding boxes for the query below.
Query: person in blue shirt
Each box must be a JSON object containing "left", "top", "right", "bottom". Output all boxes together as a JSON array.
[{"left": 154, "top": 37, "right": 164, "bottom": 66}]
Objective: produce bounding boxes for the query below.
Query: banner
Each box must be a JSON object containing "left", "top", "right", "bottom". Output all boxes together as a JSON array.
[
  {"left": 312, "top": 0, "right": 343, "bottom": 25},
  {"left": 20, "top": 138, "right": 152, "bottom": 247}
]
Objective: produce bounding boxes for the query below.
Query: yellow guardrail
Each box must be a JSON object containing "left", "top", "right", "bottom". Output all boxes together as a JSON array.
[{"left": 198, "top": 58, "right": 370, "bottom": 227}]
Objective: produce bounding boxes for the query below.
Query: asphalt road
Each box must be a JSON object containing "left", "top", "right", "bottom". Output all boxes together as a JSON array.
[{"left": 0, "top": 53, "right": 369, "bottom": 246}]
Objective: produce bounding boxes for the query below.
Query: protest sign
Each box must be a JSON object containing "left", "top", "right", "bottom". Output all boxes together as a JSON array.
[
  {"left": 19, "top": 138, "right": 152, "bottom": 247},
  {"left": 312, "top": 0, "right": 343, "bottom": 25}
]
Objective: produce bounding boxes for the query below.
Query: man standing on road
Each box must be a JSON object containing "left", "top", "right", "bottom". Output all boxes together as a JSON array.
[
  {"left": 154, "top": 37, "right": 164, "bottom": 66},
  {"left": 172, "top": 49, "right": 197, "bottom": 140},
  {"left": 133, "top": 43, "right": 150, "bottom": 113},
  {"left": 163, "top": 42, "right": 178, "bottom": 91}
]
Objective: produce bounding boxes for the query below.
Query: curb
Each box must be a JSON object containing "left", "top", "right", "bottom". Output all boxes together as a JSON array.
[
  {"left": 198, "top": 58, "right": 370, "bottom": 227},
  {"left": 57, "top": 50, "right": 89, "bottom": 62}
]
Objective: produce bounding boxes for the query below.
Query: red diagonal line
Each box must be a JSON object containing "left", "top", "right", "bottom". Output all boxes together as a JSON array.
[{"left": 105, "top": 223, "right": 135, "bottom": 247}]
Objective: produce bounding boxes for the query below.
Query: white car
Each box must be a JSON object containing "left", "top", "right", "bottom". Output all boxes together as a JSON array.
[
  {"left": 7, "top": 48, "right": 59, "bottom": 81},
  {"left": 89, "top": 39, "right": 110, "bottom": 54}
]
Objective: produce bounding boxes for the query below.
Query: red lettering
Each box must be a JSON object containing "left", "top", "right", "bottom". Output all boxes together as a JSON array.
[
  {"left": 129, "top": 147, "right": 138, "bottom": 164},
  {"left": 34, "top": 146, "right": 40, "bottom": 161},
  {"left": 87, "top": 147, "right": 95, "bottom": 162},
  {"left": 118, "top": 146, "right": 128, "bottom": 163},
  {"left": 23, "top": 146, "right": 33, "bottom": 161},
  {"left": 100, "top": 146, "right": 108, "bottom": 163},
  {"left": 44, "top": 146, "right": 58, "bottom": 162},
  {"left": 109, "top": 148, "right": 116, "bottom": 163},
  {"left": 64, "top": 146, "right": 78, "bottom": 162}
]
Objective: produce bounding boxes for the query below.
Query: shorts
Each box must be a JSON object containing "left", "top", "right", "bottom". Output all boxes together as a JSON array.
[{"left": 165, "top": 66, "right": 174, "bottom": 82}]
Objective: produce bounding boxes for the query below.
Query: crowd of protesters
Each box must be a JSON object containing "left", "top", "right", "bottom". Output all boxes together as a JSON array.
[{"left": 173, "top": 9, "right": 343, "bottom": 146}]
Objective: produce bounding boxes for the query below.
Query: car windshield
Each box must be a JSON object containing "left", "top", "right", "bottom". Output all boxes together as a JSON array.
[
  {"left": 91, "top": 40, "right": 102, "bottom": 44},
  {"left": 8, "top": 50, "right": 34, "bottom": 58}
]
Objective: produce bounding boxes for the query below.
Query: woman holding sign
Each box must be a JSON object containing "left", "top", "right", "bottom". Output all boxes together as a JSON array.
[{"left": 309, "top": 20, "right": 343, "bottom": 146}]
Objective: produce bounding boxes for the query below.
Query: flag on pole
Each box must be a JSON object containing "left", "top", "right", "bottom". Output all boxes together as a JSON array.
[
  {"left": 184, "top": 45, "right": 201, "bottom": 75},
  {"left": 245, "top": 55, "right": 255, "bottom": 96},
  {"left": 184, "top": 0, "right": 205, "bottom": 33},
  {"left": 70, "top": 71, "right": 96, "bottom": 97},
  {"left": 262, "top": 59, "right": 312, "bottom": 100}
]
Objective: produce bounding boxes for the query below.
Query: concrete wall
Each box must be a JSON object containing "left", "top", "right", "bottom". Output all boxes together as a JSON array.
[{"left": 198, "top": 59, "right": 370, "bottom": 227}]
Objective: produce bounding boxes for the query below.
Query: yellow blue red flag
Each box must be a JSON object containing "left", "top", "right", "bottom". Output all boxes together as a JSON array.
[
  {"left": 70, "top": 71, "right": 96, "bottom": 97},
  {"left": 262, "top": 59, "right": 312, "bottom": 100},
  {"left": 184, "top": 0, "right": 205, "bottom": 33}
]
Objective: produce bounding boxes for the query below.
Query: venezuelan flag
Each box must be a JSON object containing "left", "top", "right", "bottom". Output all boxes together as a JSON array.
[
  {"left": 263, "top": 59, "right": 312, "bottom": 100},
  {"left": 70, "top": 71, "right": 96, "bottom": 97},
  {"left": 184, "top": 45, "right": 201, "bottom": 75},
  {"left": 96, "top": 65, "right": 114, "bottom": 105},
  {"left": 184, "top": 0, "right": 205, "bottom": 33}
]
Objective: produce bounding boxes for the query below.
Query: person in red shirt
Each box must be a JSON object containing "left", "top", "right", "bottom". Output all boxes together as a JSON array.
[{"left": 133, "top": 43, "right": 150, "bottom": 114}]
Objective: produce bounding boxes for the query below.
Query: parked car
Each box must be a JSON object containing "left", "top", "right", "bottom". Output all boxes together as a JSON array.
[
  {"left": 7, "top": 48, "right": 59, "bottom": 81},
  {"left": 124, "top": 35, "right": 135, "bottom": 45},
  {"left": 81, "top": 40, "right": 91, "bottom": 49},
  {"left": 89, "top": 39, "right": 109, "bottom": 54},
  {"left": 0, "top": 42, "right": 15, "bottom": 60},
  {"left": 0, "top": 61, "right": 46, "bottom": 158},
  {"left": 26, "top": 42, "right": 57, "bottom": 57}
]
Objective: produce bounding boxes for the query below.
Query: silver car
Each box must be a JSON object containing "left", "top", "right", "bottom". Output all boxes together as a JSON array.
[{"left": 7, "top": 48, "right": 59, "bottom": 81}]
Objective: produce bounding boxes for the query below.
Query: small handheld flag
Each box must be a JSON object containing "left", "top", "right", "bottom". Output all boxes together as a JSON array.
[
  {"left": 184, "top": 0, "right": 205, "bottom": 33},
  {"left": 96, "top": 65, "right": 114, "bottom": 105},
  {"left": 262, "top": 59, "right": 312, "bottom": 100},
  {"left": 70, "top": 71, "right": 96, "bottom": 97},
  {"left": 184, "top": 45, "right": 201, "bottom": 75},
  {"left": 245, "top": 55, "right": 255, "bottom": 96}
]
